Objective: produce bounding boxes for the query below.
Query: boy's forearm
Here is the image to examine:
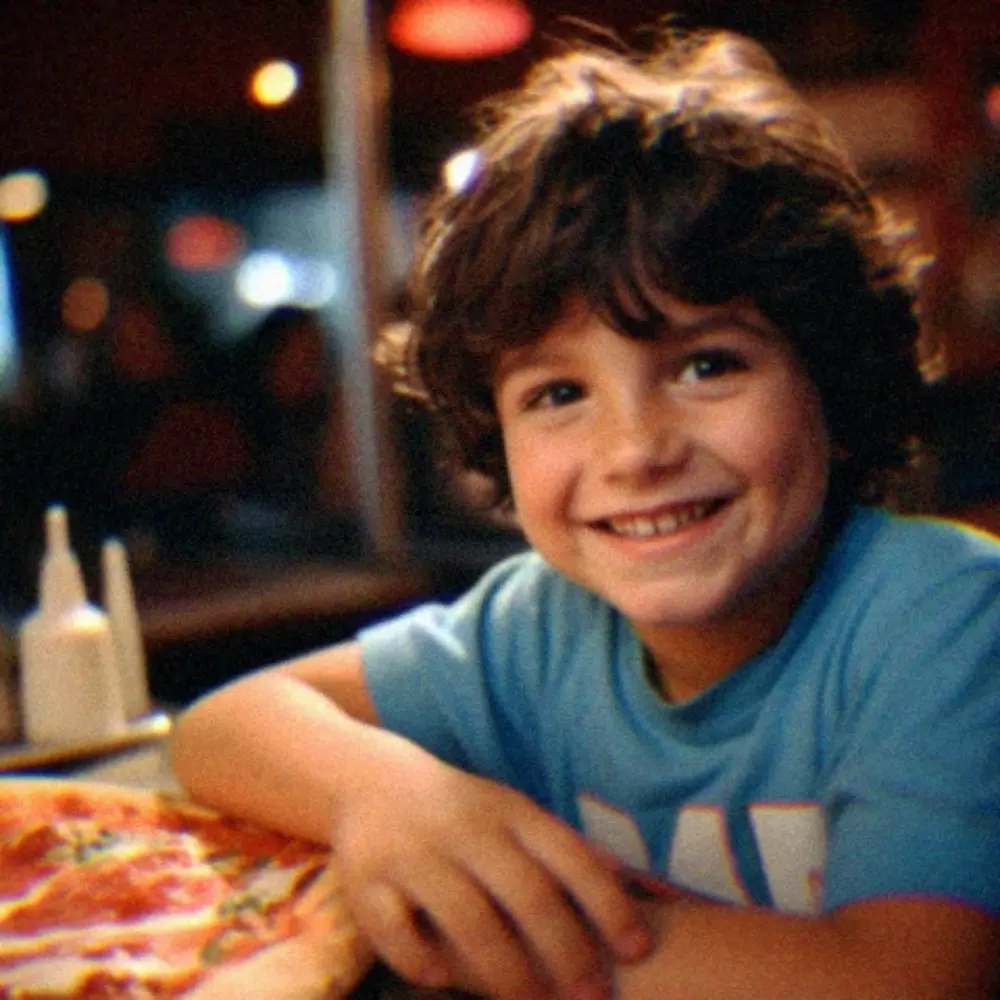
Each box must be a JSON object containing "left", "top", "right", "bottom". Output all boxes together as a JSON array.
[
  {"left": 614, "top": 895, "right": 1000, "bottom": 1000},
  {"left": 170, "top": 669, "right": 385, "bottom": 844},
  {"left": 615, "top": 899, "right": 875, "bottom": 1000}
]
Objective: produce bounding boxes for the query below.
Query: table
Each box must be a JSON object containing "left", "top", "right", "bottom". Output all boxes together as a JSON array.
[{"left": 73, "top": 733, "right": 182, "bottom": 792}]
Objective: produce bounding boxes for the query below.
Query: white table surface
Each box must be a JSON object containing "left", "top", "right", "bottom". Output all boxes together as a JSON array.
[{"left": 75, "top": 738, "right": 182, "bottom": 793}]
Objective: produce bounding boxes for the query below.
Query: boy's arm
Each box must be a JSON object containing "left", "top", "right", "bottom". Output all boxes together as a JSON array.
[
  {"left": 170, "top": 644, "right": 649, "bottom": 1000},
  {"left": 610, "top": 893, "right": 1000, "bottom": 1000},
  {"left": 170, "top": 642, "right": 382, "bottom": 844}
]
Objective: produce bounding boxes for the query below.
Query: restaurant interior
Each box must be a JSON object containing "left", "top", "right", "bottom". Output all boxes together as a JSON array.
[{"left": 0, "top": 0, "right": 998, "bottom": 714}]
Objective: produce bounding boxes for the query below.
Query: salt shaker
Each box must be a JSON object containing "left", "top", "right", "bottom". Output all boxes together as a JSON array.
[{"left": 19, "top": 506, "right": 127, "bottom": 744}]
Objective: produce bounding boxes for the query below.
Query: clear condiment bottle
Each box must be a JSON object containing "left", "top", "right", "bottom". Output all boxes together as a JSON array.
[{"left": 19, "top": 506, "right": 126, "bottom": 744}]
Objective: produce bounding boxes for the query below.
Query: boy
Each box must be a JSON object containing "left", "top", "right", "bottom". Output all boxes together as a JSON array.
[{"left": 171, "top": 23, "right": 1000, "bottom": 1000}]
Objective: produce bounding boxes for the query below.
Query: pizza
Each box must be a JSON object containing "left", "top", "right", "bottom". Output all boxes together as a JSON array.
[{"left": 0, "top": 778, "right": 376, "bottom": 1000}]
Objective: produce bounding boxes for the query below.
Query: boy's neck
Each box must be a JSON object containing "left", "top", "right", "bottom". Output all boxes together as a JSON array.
[
  {"left": 636, "top": 530, "right": 825, "bottom": 704},
  {"left": 640, "top": 613, "right": 795, "bottom": 704}
]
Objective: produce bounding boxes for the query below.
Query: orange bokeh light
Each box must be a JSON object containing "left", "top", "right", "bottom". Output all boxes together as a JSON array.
[
  {"left": 985, "top": 83, "right": 1000, "bottom": 129},
  {"left": 61, "top": 277, "right": 110, "bottom": 334},
  {"left": 388, "top": 0, "right": 533, "bottom": 60},
  {"left": 165, "top": 214, "right": 245, "bottom": 271}
]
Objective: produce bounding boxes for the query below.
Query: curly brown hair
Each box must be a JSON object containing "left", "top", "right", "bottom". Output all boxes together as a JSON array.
[{"left": 380, "top": 24, "right": 932, "bottom": 508}]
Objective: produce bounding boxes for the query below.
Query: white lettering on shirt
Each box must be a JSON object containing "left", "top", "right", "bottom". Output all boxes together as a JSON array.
[
  {"left": 668, "top": 804, "right": 753, "bottom": 905},
  {"left": 578, "top": 795, "right": 826, "bottom": 911},
  {"left": 577, "top": 794, "right": 651, "bottom": 870},
  {"left": 749, "top": 802, "right": 825, "bottom": 914}
]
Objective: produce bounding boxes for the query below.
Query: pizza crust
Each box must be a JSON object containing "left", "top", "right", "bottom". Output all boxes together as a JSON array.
[{"left": 185, "top": 862, "right": 373, "bottom": 1000}]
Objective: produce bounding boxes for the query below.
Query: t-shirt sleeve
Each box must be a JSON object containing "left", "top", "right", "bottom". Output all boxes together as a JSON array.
[
  {"left": 356, "top": 553, "right": 557, "bottom": 806},
  {"left": 823, "top": 563, "right": 1000, "bottom": 915}
]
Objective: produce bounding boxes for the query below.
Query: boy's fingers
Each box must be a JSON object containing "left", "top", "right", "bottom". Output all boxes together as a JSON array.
[
  {"left": 472, "top": 841, "right": 615, "bottom": 1000},
  {"left": 401, "top": 861, "right": 554, "bottom": 1000},
  {"left": 350, "top": 881, "right": 452, "bottom": 988},
  {"left": 513, "top": 817, "right": 652, "bottom": 962}
]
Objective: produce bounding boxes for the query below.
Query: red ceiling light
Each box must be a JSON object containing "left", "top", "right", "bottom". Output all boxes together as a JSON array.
[{"left": 388, "top": 0, "right": 533, "bottom": 60}]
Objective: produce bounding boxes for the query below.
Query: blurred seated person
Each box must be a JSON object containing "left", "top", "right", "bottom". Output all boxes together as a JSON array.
[{"left": 231, "top": 307, "right": 359, "bottom": 552}]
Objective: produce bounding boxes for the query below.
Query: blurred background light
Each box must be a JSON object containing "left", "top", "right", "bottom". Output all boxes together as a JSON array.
[
  {"left": 250, "top": 60, "right": 301, "bottom": 107},
  {"left": 166, "top": 214, "right": 245, "bottom": 271},
  {"left": 985, "top": 83, "right": 1000, "bottom": 129},
  {"left": 0, "top": 170, "right": 49, "bottom": 223},
  {"left": 235, "top": 250, "right": 340, "bottom": 311},
  {"left": 291, "top": 259, "right": 340, "bottom": 309},
  {"left": 0, "top": 229, "right": 19, "bottom": 396},
  {"left": 236, "top": 251, "right": 294, "bottom": 309},
  {"left": 61, "top": 277, "right": 110, "bottom": 333},
  {"left": 387, "top": 0, "right": 533, "bottom": 59},
  {"left": 443, "top": 148, "right": 480, "bottom": 192}
]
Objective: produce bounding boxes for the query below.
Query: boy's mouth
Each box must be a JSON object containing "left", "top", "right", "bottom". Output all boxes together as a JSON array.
[{"left": 601, "top": 499, "right": 727, "bottom": 538}]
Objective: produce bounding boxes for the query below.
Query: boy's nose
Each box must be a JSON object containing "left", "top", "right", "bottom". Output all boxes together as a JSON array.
[{"left": 598, "top": 394, "right": 690, "bottom": 482}]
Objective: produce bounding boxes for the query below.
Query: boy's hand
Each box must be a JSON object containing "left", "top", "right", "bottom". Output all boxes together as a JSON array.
[{"left": 329, "top": 734, "right": 650, "bottom": 1000}]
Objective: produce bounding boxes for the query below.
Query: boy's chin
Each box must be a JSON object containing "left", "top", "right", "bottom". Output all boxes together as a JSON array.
[{"left": 592, "top": 583, "right": 739, "bottom": 629}]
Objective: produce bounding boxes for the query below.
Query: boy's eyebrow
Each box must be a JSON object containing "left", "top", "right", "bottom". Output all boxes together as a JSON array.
[
  {"left": 658, "top": 304, "right": 779, "bottom": 341},
  {"left": 494, "top": 344, "right": 575, "bottom": 383}
]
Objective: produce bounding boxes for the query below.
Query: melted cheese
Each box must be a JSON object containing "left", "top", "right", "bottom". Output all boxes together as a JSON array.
[
  {"left": 0, "top": 901, "right": 221, "bottom": 959},
  {"left": 1, "top": 950, "right": 189, "bottom": 991},
  {"left": 242, "top": 862, "right": 314, "bottom": 902}
]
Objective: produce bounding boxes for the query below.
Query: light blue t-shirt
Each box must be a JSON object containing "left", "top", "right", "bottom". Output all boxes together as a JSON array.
[{"left": 359, "top": 508, "right": 1000, "bottom": 916}]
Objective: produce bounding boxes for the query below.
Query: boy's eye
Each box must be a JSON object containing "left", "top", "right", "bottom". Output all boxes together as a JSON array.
[
  {"left": 525, "top": 380, "right": 584, "bottom": 410},
  {"left": 678, "top": 349, "right": 748, "bottom": 383}
]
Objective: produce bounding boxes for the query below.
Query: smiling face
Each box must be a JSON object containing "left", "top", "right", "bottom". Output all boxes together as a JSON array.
[{"left": 494, "top": 294, "right": 832, "bottom": 689}]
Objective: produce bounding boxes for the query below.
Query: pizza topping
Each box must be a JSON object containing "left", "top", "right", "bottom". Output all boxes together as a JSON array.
[
  {"left": 0, "top": 781, "right": 371, "bottom": 1000},
  {"left": 45, "top": 826, "right": 123, "bottom": 865},
  {"left": 5, "top": 825, "right": 66, "bottom": 867},
  {"left": 1, "top": 864, "right": 223, "bottom": 933},
  {"left": 0, "top": 828, "right": 66, "bottom": 899}
]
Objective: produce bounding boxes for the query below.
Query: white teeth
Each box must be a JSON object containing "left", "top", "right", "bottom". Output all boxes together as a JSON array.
[{"left": 608, "top": 502, "right": 714, "bottom": 538}]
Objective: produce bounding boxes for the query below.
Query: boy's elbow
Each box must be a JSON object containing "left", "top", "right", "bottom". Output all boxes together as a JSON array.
[
  {"left": 168, "top": 699, "right": 219, "bottom": 798},
  {"left": 167, "top": 680, "right": 258, "bottom": 800}
]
